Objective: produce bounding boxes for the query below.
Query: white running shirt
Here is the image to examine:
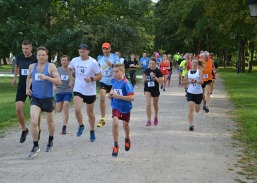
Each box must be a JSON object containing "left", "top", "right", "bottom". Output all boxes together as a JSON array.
[
  {"left": 187, "top": 69, "right": 203, "bottom": 94},
  {"left": 68, "top": 56, "right": 101, "bottom": 96}
]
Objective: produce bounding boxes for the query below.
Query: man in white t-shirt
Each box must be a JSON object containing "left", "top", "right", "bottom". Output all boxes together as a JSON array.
[{"left": 68, "top": 44, "right": 102, "bottom": 142}]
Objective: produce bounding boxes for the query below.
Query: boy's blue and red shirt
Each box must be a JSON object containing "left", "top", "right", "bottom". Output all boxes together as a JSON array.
[{"left": 111, "top": 77, "right": 134, "bottom": 113}]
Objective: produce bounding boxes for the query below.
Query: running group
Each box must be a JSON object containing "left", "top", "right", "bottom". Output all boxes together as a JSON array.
[{"left": 12, "top": 40, "right": 217, "bottom": 158}]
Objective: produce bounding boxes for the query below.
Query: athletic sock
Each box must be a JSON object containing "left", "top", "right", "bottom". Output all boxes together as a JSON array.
[{"left": 114, "top": 142, "right": 118, "bottom": 147}]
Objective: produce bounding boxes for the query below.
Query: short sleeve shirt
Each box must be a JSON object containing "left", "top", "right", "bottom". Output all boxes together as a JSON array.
[
  {"left": 111, "top": 78, "right": 134, "bottom": 113},
  {"left": 68, "top": 56, "right": 101, "bottom": 96},
  {"left": 16, "top": 54, "right": 37, "bottom": 84},
  {"left": 144, "top": 68, "right": 163, "bottom": 91}
]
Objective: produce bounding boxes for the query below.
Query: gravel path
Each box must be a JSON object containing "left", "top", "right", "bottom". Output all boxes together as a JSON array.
[{"left": 0, "top": 72, "right": 247, "bottom": 183}]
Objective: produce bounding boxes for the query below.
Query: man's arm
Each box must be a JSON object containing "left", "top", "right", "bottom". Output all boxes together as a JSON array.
[
  {"left": 12, "top": 64, "right": 19, "bottom": 86},
  {"left": 26, "top": 64, "right": 33, "bottom": 96}
]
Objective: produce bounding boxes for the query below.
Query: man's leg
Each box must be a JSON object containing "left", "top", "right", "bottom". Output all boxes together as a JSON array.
[
  {"left": 98, "top": 89, "right": 107, "bottom": 127},
  {"left": 73, "top": 96, "right": 85, "bottom": 137},
  {"left": 16, "top": 101, "right": 26, "bottom": 131}
]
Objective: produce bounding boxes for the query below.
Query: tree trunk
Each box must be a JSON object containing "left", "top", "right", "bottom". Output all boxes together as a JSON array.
[
  {"left": 240, "top": 37, "right": 246, "bottom": 73},
  {"left": 248, "top": 41, "right": 254, "bottom": 73},
  {"left": 237, "top": 37, "right": 241, "bottom": 74},
  {"left": 3, "top": 57, "right": 7, "bottom": 65}
]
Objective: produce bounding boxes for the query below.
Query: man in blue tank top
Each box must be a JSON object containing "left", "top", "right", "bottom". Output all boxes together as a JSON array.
[{"left": 26, "top": 47, "right": 61, "bottom": 158}]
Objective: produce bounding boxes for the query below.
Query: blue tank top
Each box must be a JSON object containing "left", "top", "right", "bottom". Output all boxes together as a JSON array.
[{"left": 32, "top": 62, "right": 53, "bottom": 98}]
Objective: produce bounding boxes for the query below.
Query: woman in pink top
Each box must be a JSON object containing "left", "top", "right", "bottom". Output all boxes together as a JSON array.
[{"left": 159, "top": 54, "right": 170, "bottom": 91}]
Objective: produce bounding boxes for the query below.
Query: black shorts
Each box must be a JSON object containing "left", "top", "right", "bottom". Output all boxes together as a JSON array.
[
  {"left": 144, "top": 88, "right": 160, "bottom": 97},
  {"left": 30, "top": 96, "right": 54, "bottom": 112},
  {"left": 15, "top": 82, "right": 28, "bottom": 102},
  {"left": 187, "top": 93, "right": 203, "bottom": 104},
  {"left": 202, "top": 80, "right": 212, "bottom": 88},
  {"left": 73, "top": 92, "right": 96, "bottom": 104},
  {"left": 99, "top": 82, "right": 112, "bottom": 93}
]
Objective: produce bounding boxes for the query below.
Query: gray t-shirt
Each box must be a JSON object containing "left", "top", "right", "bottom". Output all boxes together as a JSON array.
[{"left": 56, "top": 67, "right": 72, "bottom": 94}]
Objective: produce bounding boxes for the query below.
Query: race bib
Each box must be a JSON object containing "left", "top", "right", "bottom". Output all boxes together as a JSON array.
[
  {"left": 143, "top": 61, "right": 146, "bottom": 65},
  {"left": 114, "top": 89, "right": 123, "bottom": 96},
  {"left": 21, "top": 69, "right": 29, "bottom": 76},
  {"left": 203, "top": 74, "right": 208, "bottom": 78},
  {"left": 79, "top": 68, "right": 86, "bottom": 74},
  {"left": 35, "top": 73, "right": 43, "bottom": 81},
  {"left": 163, "top": 67, "right": 166, "bottom": 70},
  {"left": 61, "top": 75, "right": 68, "bottom": 81},
  {"left": 147, "top": 81, "right": 155, "bottom": 87}
]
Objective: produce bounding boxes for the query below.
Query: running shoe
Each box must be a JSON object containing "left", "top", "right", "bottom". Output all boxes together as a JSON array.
[
  {"left": 77, "top": 125, "right": 85, "bottom": 137},
  {"left": 189, "top": 125, "right": 194, "bottom": 131},
  {"left": 97, "top": 119, "right": 106, "bottom": 127},
  {"left": 112, "top": 146, "right": 119, "bottom": 157},
  {"left": 154, "top": 117, "right": 158, "bottom": 126},
  {"left": 205, "top": 107, "right": 210, "bottom": 113},
  {"left": 145, "top": 120, "right": 151, "bottom": 126},
  {"left": 45, "top": 141, "right": 53, "bottom": 152},
  {"left": 163, "top": 88, "right": 165, "bottom": 91},
  {"left": 38, "top": 129, "right": 41, "bottom": 141},
  {"left": 62, "top": 126, "right": 67, "bottom": 134},
  {"left": 125, "top": 137, "right": 131, "bottom": 151},
  {"left": 90, "top": 132, "right": 96, "bottom": 142},
  {"left": 160, "top": 85, "right": 163, "bottom": 89},
  {"left": 20, "top": 128, "right": 29, "bottom": 143},
  {"left": 27, "top": 146, "right": 40, "bottom": 158}
]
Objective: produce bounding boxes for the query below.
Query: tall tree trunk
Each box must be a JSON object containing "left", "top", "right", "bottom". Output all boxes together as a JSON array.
[
  {"left": 237, "top": 37, "right": 241, "bottom": 74},
  {"left": 240, "top": 37, "right": 246, "bottom": 73},
  {"left": 248, "top": 41, "right": 254, "bottom": 73}
]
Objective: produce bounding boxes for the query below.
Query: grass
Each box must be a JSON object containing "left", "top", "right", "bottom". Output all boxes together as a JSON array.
[
  {"left": 219, "top": 67, "right": 257, "bottom": 179},
  {"left": 0, "top": 64, "right": 12, "bottom": 73},
  {"left": 0, "top": 77, "right": 30, "bottom": 133}
]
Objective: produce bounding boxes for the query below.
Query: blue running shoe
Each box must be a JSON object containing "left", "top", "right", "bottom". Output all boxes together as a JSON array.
[
  {"left": 90, "top": 132, "right": 95, "bottom": 142},
  {"left": 77, "top": 125, "right": 85, "bottom": 137}
]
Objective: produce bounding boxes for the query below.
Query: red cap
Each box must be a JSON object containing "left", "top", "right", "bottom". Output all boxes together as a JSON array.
[{"left": 102, "top": 42, "right": 111, "bottom": 49}]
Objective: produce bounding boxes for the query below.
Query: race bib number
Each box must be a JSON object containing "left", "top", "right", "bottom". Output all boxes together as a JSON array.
[
  {"left": 114, "top": 89, "right": 123, "bottom": 96},
  {"left": 79, "top": 68, "right": 86, "bottom": 74},
  {"left": 147, "top": 81, "right": 155, "bottom": 87},
  {"left": 21, "top": 69, "right": 29, "bottom": 76},
  {"left": 61, "top": 75, "right": 68, "bottom": 80},
  {"left": 143, "top": 61, "right": 146, "bottom": 65},
  {"left": 163, "top": 67, "right": 166, "bottom": 70},
  {"left": 35, "top": 73, "right": 43, "bottom": 81},
  {"left": 203, "top": 74, "right": 208, "bottom": 78}
]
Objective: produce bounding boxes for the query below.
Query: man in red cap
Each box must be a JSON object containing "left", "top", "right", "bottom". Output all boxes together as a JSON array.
[{"left": 97, "top": 42, "right": 120, "bottom": 127}]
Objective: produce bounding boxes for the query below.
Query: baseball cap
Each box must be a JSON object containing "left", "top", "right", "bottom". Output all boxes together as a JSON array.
[
  {"left": 102, "top": 42, "right": 111, "bottom": 49},
  {"left": 78, "top": 44, "right": 89, "bottom": 50}
]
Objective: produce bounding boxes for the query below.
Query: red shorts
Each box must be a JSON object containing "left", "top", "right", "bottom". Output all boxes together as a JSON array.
[{"left": 112, "top": 109, "right": 130, "bottom": 122}]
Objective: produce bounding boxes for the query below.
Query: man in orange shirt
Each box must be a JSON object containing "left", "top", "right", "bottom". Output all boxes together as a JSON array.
[{"left": 201, "top": 51, "right": 215, "bottom": 113}]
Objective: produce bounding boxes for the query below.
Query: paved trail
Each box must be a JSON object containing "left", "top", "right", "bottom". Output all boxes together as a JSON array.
[{"left": 0, "top": 72, "right": 247, "bottom": 183}]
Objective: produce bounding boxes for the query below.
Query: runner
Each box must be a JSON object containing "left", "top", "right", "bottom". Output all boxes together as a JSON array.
[
  {"left": 12, "top": 40, "right": 39, "bottom": 143},
  {"left": 182, "top": 58, "right": 204, "bottom": 131},
  {"left": 201, "top": 51, "right": 215, "bottom": 113},
  {"left": 209, "top": 53, "right": 218, "bottom": 97},
  {"left": 177, "top": 53, "right": 185, "bottom": 86},
  {"left": 166, "top": 54, "right": 173, "bottom": 87},
  {"left": 139, "top": 52, "right": 150, "bottom": 75},
  {"left": 127, "top": 54, "right": 139, "bottom": 89},
  {"left": 179, "top": 53, "right": 188, "bottom": 95},
  {"left": 143, "top": 57, "right": 163, "bottom": 126},
  {"left": 26, "top": 47, "right": 61, "bottom": 158},
  {"left": 55, "top": 55, "right": 72, "bottom": 134},
  {"left": 108, "top": 63, "right": 134, "bottom": 157},
  {"left": 97, "top": 42, "right": 120, "bottom": 127},
  {"left": 68, "top": 44, "right": 102, "bottom": 141},
  {"left": 159, "top": 54, "right": 170, "bottom": 91}
]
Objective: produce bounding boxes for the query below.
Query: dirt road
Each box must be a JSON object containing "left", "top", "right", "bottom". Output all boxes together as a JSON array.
[{"left": 0, "top": 73, "right": 247, "bottom": 183}]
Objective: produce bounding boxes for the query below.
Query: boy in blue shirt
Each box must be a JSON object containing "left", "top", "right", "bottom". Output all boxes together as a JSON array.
[{"left": 108, "top": 63, "right": 134, "bottom": 157}]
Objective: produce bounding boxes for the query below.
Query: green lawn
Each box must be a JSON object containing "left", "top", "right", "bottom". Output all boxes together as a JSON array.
[
  {"left": 0, "top": 77, "right": 30, "bottom": 133},
  {"left": 0, "top": 64, "right": 12, "bottom": 73},
  {"left": 219, "top": 67, "right": 257, "bottom": 179}
]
